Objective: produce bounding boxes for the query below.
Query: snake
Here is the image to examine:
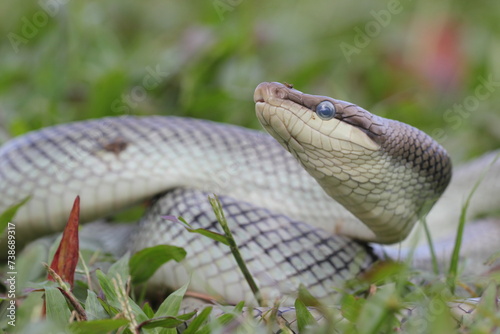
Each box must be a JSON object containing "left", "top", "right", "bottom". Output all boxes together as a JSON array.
[{"left": 0, "top": 82, "right": 497, "bottom": 308}]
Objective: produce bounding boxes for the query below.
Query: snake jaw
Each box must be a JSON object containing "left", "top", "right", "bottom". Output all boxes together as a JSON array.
[{"left": 255, "top": 82, "right": 452, "bottom": 244}]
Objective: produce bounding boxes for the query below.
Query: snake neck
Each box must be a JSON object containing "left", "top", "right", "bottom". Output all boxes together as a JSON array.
[{"left": 321, "top": 118, "right": 452, "bottom": 244}]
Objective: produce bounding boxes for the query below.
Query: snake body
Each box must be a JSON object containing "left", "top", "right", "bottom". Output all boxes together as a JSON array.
[{"left": 0, "top": 82, "right": 455, "bottom": 304}]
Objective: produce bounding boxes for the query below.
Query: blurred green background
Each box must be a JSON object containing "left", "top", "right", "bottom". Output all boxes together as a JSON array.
[{"left": 1, "top": 0, "right": 499, "bottom": 162}]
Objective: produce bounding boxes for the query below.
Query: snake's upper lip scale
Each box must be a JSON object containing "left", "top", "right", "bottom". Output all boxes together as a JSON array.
[
  {"left": 253, "top": 82, "right": 270, "bottom": 103},
  {"left": 254, "top": 82, "right": 302, "bottom": 105}
]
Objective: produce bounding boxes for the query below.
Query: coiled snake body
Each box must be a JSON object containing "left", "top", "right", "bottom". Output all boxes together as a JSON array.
[{"left": 0, "top": 82, "right": 459, "bottom": 304}]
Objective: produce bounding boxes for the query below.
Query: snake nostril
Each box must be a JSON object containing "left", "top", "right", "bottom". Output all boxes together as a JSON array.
[{"left": 274, "top": 87, "right": 287, "bottom": 99}]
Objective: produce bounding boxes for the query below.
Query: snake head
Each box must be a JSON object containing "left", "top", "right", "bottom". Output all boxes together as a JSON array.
[{"left": 254, "top": 82, "right": 452, "bottom": 244}]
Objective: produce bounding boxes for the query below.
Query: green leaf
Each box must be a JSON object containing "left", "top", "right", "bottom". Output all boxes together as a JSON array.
[
  {"left": 172, "top": 215, "right": 229, "bottom": 246},
  {"left": 356, "top": 284, "right": 399, "bottom": 333},
  {"left": 341, "top": 294, "right": 364, "bottom": 323},
  {"left": 85, "top": 290, "right": 108, "bottom": 321},
  {"left": 108, "top": 252, "right": 130, "bottom": 286},
  {"left": 140, "top": 311, "right": 197, "bottom": 329},
  {"left": 98, "top": 298, "right": 121, "bottom": 317},
  {"left": 13, "top": 240, "right": 50, "bottom": 292},
  {"left": 0, "top": 196, "right": 30, "bottom": 234},
  {"left": 96, "top": 270, "right": 149, "bottom": 324},
  {"left": 69, "top": 318, "right": 129, "bottom": 334},
  {"left": 45, "top": 286, "right": 71, "bottom": 328},
  {"left": 476, "top": 282, "right": 499, "bottom": 324},
  {"left": 297, "top": 284, "right": 322, "bottom": 307},
  {"left": 25, "top": 280, "right": 60, "bottom": 291},
  {"left": 96, "top": 270, "right": 121, "bottom": 310},
  {"left": 184, "top": 227, "right": 229, "bottom": 246},
  {"left": 154, "top": 281, "right": 190, "bottom": 318},
  {"left": 233, "top": 301, "right": 245, "bottom": 313},
  {"left": 294, "top": 299, "right": 317, "bottom": 333},
  {"left": 177, "top": 216, "right": 192, "bottom": 228},
  {"left": 197, "top": 302, "right": 245, "bottom": 334},
  {"left": 182, "top": 306, "right": 212, "bottom": 334},
  {"left": 129, "top": 245, "right": 186, "bottom": 284},
  {"left": 143, "top": 302, "right": 155, "bottom": 318}
]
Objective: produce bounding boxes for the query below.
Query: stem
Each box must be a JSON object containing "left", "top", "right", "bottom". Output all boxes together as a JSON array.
[
  {"left": 208, "top": 195, "right": 263, "bottom": 306},
  {"left": 421, "top": 217, "right": 439, "bottom": 275},
  {"left": 447, "top": 153, "right": 499, "bottom": 293}
]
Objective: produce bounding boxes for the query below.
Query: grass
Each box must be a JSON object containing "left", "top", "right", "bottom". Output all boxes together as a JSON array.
[
  {"left": 0, "top": 1, "right": 500, "bottom": 332},
  {"left": 1, "top": 191, "right": 500, "bottom": 333}
]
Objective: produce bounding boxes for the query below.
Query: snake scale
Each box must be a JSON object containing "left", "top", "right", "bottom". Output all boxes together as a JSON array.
[{"left": 0, "top": 82, "right": 496, "bottom": 308}]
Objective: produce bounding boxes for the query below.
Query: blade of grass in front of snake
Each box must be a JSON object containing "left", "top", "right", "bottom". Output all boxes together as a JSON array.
[
  {"left": 208, "top": 195, "right": 263, "bottom": 306},
  {"left": 421, "top": 216, "right": 440, "bottom": 275},
  {"left": 447, "top": 153, "right": 499, "bottom": 293}
]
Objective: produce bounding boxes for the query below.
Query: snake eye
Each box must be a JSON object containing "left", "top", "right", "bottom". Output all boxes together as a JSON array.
[{"left": 315, "top": 101, "right": 336, "bottom": 120}]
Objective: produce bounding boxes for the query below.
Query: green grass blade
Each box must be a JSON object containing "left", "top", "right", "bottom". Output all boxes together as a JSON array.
[
  {"left": 447, "top": 153, "right": 499, "bottom": 292},
  {"left": 165, "top": 215, "right": 229, "bottom": 245},
  {"left": 184, "top": 227, "right": 229, "bottom": 245},
  {"left": 208, "top": 195, "right": 262, "bottom": 306},
  {"left": 421, "top": 216, "right": 440, "bottom": 275}
]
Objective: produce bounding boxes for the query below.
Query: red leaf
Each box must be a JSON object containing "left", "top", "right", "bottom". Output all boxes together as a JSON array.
[{"left": 48, "top": 196, "right": 80, "bottom": 288}]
